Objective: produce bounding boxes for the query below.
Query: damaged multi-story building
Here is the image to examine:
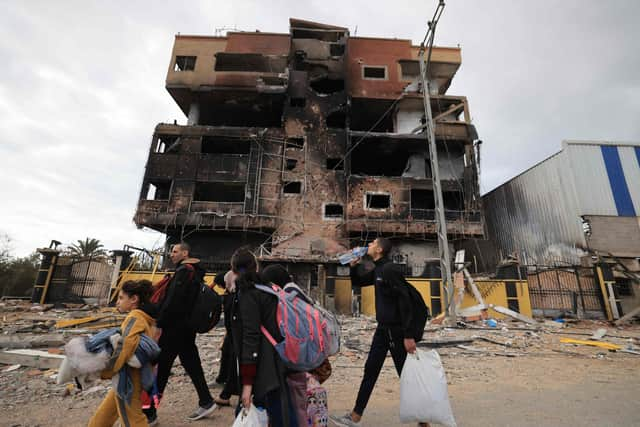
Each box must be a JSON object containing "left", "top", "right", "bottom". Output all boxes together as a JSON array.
[{"left": 133, "top": 19, "right": 483, "bottom": 288}]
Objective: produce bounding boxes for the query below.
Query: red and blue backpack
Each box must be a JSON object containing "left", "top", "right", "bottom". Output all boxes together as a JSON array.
[{"left": 255, "top": 283, "right": 340, "bottom": 372}]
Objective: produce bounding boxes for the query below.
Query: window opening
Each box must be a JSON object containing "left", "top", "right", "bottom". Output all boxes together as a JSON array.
[
  {"left": 363, "top": 66, "right": 387, "bottom": 80},
  {"left": 286, "top": 137, "right": 305, "bottom": 149},
  {"left": 330, "top": 43, "right": 345, "bottom": 56},
  {"left": 310, "top": 78, "right": 344, "bottom": 95},
  {"left": 326, "top": 111, "right": 346, "bottom": 129},
  {"left": 285, "top": 158, "right": 298, "bottom": 171},
  {"left": 410, "top": 189, "right": 435, "bottom": 219},
  {"left": 201, "top": 137, "right": 250, "bottom": 154},
  {"left": 194, "top": 182, "right": 245, "bottom": 202},
  {"left": 283, "top": 181, "right": 302, "bottom": 194},
  {"left": 146, "top": 184, "right": 157, "bottom": 200},
  {"left": 443, "top": 191, "right": 464, "bottom": 211},
  {"left": 157, "top": 135, "right": 180, "bottom": 153},
  {"left": 326, "top": 158, "right": 343, "bottom": 170},
  {"left": 365, "top": 193, "right": 391, "bottom": 210},
  {"left": 323, "top": 204, "right": 344, "bottom": 219},
  {"left": 174, "top": 56, "right": 196, "bottom": 71},
  {"left": 154, "top": 141, "right": 166, "bottom": 154},
  {"left": 146, "top": 181, "right": 171, "bottom": 200}
]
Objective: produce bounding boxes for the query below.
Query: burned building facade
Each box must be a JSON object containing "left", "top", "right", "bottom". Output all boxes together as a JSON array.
[{"left": 134, "top": 19, "right": 483, "bottom": 283}]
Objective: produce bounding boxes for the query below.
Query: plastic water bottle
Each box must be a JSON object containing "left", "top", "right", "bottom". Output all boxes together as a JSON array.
[{"left": 338, "top": 247, "right": 368, "bottom": 265}]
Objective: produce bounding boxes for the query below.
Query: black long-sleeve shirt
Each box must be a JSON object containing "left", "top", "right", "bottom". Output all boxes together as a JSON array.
[{"left": 350, "top": 257, "right": 414, "bottom": 338}]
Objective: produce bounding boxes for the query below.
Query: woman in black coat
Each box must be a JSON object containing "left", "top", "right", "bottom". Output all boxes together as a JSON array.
[{"left": 229, "top": 248, "right": 296, "bottom": 426}]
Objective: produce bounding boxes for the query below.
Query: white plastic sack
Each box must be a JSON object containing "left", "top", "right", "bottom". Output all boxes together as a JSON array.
[
  {"left": 232, "top": 404, "right": 269, "bottom": 427},
  {"left": 399, "top": 349, "right": 457, "bottom": 427}
]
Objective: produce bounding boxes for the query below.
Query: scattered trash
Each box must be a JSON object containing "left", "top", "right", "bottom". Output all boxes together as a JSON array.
[
  {"left": 3, "top": 364, "right": 21, "bottom": 372},
  {"left": 485, "top": 319, "right": 498, "bottom": 328},
  {"left": 559, "top": 338, "right": 621, "bottom": 351},
  {"left": 589, "top": 328, "right": 607, "bottom": 341}
]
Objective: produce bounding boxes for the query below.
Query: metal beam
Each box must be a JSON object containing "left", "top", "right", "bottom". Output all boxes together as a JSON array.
[{"left": 418, "top": 0, "right": 455, "bottom": 323}]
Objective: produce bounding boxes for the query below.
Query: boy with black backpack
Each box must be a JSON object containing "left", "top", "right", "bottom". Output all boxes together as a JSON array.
[{"left": 331, "top": 237, "right": 430, "bottom": 427}]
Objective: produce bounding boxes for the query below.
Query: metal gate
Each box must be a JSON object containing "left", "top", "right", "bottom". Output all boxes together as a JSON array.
[
  {"left": 44, "top": 256, "right": 114, "bottom": 304},
  {"left": 527, "top": 265, "right": 606, "bottom": 319}
]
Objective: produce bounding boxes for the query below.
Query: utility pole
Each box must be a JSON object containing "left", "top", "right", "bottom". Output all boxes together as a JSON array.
[{"left": 418, "top": 1, "right": 455, "bottom": 323}]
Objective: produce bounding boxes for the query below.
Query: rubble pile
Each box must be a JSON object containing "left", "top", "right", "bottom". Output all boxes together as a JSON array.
[{"left": 1, "top": 299, "right": 639, "bottom": 413}]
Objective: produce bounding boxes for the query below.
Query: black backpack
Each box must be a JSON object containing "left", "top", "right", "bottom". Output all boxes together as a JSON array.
[
  {"left": 183, "top": 264, "right": 222, "bottom": 333},
  {"left": 406, "top": 282, "right": 430, "bottom": 342}
]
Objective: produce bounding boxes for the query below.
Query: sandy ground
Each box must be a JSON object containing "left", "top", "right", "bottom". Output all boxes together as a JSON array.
[{"left": 2, "top": 321, "right": 640, "bottom": 427}]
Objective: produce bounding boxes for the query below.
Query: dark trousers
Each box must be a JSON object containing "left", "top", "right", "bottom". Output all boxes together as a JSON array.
[
  {"left": 353, "top": 326, "right": 407, "bottom": 416},
  {"left": 215, "top": 331, "right": 231, "bottom": 383},
  {"left": 156, "top": 325, "right": 213, "bottom": 408},
  {"left": 219, "top": 331, "right": 239, "bottom": 400},
  {"left": 254, "top": 387, "right": 298, "bottom": 427}
]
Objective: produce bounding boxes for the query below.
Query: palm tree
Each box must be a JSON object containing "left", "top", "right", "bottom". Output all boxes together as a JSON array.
[{"left": 68, "top": 238, "right": 107, "bottom": 258}]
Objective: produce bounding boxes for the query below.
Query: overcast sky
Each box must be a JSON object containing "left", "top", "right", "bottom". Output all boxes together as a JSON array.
[{"left": 1, "top": 0, "right": 638, "bottom": 256}]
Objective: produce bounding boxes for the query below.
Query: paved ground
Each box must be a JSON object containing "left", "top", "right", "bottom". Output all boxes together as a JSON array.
[{"left": 2, "top": 319, "right": 640, "bottom": 426}]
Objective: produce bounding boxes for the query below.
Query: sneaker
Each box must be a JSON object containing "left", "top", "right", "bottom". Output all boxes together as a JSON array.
[
  {"left": 186, "top": 402, "right": 217, "bottom": 421},
  {"left": 146, "top": 412, "right": 159, "bottom": 427},
  {"left": 330, "top": 413, "right": 361, "bottom": 427}
]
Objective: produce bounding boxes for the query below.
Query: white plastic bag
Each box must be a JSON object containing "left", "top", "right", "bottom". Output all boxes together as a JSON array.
[
  {"left": 399, "top": 349, "right": 457, "bottom": 426},
  {"left": 232, "top": 404, "right": 269, "bottom": 427}
]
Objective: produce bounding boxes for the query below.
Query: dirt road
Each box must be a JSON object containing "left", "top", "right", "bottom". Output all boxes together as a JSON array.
[{"left": 2, "top": 320, "right": 639, "bottom": 426}]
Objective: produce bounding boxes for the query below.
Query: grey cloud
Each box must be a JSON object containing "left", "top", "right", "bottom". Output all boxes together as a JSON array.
[{"left": 1, "top": 0, "right": 638, "bottom": 255}]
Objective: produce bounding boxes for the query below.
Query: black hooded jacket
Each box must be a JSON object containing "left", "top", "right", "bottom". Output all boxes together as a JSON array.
[
  {"left": 156, "top": 258, "right": 205, "bottom": 329},
  {"left": 350, "top": 257, "right": 414, "bottom": 338}
]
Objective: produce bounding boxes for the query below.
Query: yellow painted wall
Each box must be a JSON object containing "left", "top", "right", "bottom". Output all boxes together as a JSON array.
[
  {"left": 359, "top": 278, "right": 532, "bottom": 318},
  {"left": 334, "top": 278, "right": 353, "bottom": 314}
]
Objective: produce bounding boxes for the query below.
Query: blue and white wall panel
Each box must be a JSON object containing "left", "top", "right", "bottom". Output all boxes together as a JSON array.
[
  {"left": 484, "top": 141, "right": 639, "bottom": 266},
  {"left": 564, "top": 141, "right": 640, "bottom": 217}
]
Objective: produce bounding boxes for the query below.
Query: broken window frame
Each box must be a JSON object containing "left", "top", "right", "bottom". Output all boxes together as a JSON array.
[
  {"left": 174, "top": 56, "right": 197, "bottom": 72},
  {"left": 410, "top": 188, "right": 436, "bottom": 220},
  {"left": 146, "top": 181, "right": 172, "bottom": 201},
  {"left": 323, "top": 203, "right": 344, "bottom": 220},
  {"left": 309, "top": 78, "right": 345, "bottom": 95},
  {"left": 364, "top": 192, "right": 392, "bottom": 211},
  {"left": 193, "top": 182, "right": 246, "bottom": 203},
  {"left": 156, "top": 134, "right": 180, "bottom": 153},
  {"left": 283, "top": 181, "right": 303, "bottom": 195},
  {"left": 362, "top": 65, "right": 388, "bottom": 80}
]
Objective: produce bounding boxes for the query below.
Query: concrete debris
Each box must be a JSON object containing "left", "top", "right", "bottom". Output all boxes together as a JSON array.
[
  {"left": 1, "top": 299, "right": 640, "bottom": 415},
  {"left": 589, "top": 328, "right": 608, "bottom": 341},
  {"left": 0, "top": 333, "right": 66, "bottom": 349},
  {"left": 0, "top": 349, "right": 65, "bottom": 369},
  {"left": 614, "top": 304, "right": 640, "bottom": 325},
  {"left": 489, "top": 304, "right": 538, "bottom": 325},
  {"left": 456, "top": 344, "right": 522, "bottom": 357}
]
